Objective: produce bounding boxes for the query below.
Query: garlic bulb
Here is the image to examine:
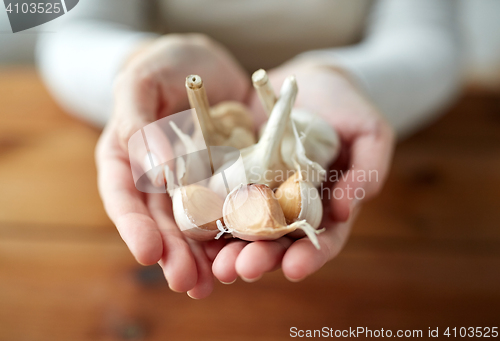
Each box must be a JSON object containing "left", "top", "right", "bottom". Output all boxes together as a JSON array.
[
  {"left": 252, "top": 69, "right": 340, "bottom": 170},
  {"left": 186, "top": 75, "right": 256, "bottom": 149},
  {"left": 221, "top": 183, "right": 323, "bottom": 249}
]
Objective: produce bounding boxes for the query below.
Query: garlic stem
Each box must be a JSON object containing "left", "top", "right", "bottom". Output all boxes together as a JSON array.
[
  {"left": 256, "top": 75, "right": 298, "bottom": 170},
  {"left": 185, "top": 75, "right": 222, "bottom": 144},
  {"left": 252, "top": 69, "right": 277, "bottom": 116}
]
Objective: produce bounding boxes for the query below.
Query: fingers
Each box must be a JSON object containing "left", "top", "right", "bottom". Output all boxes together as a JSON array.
[
  {"left": 282, "top": 216, "right": 354, "bottom": 282},
  {"left": 235, "top": 238, "right": 292, "bottom": 282},
  {"left": 186, "top": 240, "right": 215, "bottom": 299},
  {"left": 212, "top": 240, "right": 248, "bottom": 284},
  {"left": 147, "top": 193, "right": 198, "bottom": 293},
  {"left": 203, "top": 239, "right": 227, "bottom": 262},
  {"left": 331, "top": 122, "right": 395, "bottom": 222},
  {"left": 212, "top": 238, "right": 293, "bottom": 284},
  {"left": 96, "top": 129, "right": 163, "bottom": 265}
]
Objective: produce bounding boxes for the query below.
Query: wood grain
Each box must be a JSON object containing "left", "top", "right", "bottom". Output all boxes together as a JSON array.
[{"left": 0, "top": 68, "right": 499, "bottom": 341}]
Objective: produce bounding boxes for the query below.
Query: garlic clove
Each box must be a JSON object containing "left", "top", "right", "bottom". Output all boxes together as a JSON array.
[
  {"left": 297, "top": 179, "right": 323, "bottom": 229},
  {"left": 208, "top": 154, "right": 248, "bottom": 199},
  {"left": 275, "top": 172, "right": 302, "bottom": 224},
  {"left": 275, "top": 171, "right": 324, "bottom": 239},
  {"left": 222, "top": 183, "right": 323, "bottom": 249},
  {"left": 172, "top": 184, "right": 224, "bottom": 241},
  {"left": 224, "top": 183, "right": 287, "bottom": 236}
]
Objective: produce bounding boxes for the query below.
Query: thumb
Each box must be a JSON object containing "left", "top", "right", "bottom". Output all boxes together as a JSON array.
[
  {"left": 112, "top": 72, "right": 175, "bottom": 188},
  {"left": 113, "top": 71, "right": 160, "bottom": 151}
]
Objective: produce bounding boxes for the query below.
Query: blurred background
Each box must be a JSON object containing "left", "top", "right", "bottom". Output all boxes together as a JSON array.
[{"left": 1, "top": 1, "right": 499, "bottom": 340}]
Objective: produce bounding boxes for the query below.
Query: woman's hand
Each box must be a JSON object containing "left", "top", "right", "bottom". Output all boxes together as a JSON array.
[
  {"left": 212, "top": 60, "right": 395, "bottom": 283},
  {"left": 96, "top": 34, "right": 249, "bottom": 298}
]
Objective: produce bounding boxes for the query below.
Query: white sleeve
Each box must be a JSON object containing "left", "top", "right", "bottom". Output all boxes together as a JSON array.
[
  {"left": 295, "top": 0, "right": 463, "bottom": 137},
  {"left": 36, "top": 0, "right": 158, "bottom": 127}
]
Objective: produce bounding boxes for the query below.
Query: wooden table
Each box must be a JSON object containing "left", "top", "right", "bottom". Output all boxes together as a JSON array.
[{"left": 0, "top": 68, "right": 499, "bottom": 341}]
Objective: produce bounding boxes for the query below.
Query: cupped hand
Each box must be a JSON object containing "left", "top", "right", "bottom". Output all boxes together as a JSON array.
[
  {"left": 212, "top": 60, "right": 395, "bottom": 283},
  {"left": 96, "top": 34, "right": 249, "bottom": 298}
]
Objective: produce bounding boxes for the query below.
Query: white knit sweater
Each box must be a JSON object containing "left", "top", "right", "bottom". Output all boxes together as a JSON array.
[{"left": 36, "top": 0, "right": 462, "bottom": 137}]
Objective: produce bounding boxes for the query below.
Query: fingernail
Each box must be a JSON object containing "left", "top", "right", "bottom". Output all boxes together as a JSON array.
[
  {"left": 168, "top": 284, "right": 182, "bottom": 293},
  {"left": 284, "top": 274, "right": 304, "bottom": 283},
  {"left": 220, "top": 278, "right": 237, "bottom": 285},
  {"left": 241, "top": 274, "right": 262, "bottom": 283},
  {"left": 187, "top": 291, "right": 199, "bottom": 299}
]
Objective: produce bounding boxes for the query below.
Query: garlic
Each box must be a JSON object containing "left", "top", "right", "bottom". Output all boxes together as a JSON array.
[
  {"left": 172, "top": 183, "right": 225, "bottom": 241},
  {"left": 287, "top": 118, "right": 326, "bottom": 187},
  {"left": 210, "top": 101, "right": 253, "bottom": 135},
  {"left": 275, "top": 171, "right": 323, "bottom": 228},
  {"left": 252, "top": 69, "right": 340, "bottom": 170},
  {"left": 169, "top": 121, "right": 211, "bottom": 186},
  {"left": 283, "top": 109, "right": 340, "bottom": 171},
  {"left": 275, "top": 170, "right": 323, "bottom": 239},
  {"left": 166, "top": 162, "right": 225, "bottom": 241},
  {"left": 219, "top": 75, "right": 298, "bottom": 192},
  {"left": 221, "top": 183, "right": 323, "bottom": 249},
  {"left": 186, "top": 75, "right": 256, "bottom": 149}
]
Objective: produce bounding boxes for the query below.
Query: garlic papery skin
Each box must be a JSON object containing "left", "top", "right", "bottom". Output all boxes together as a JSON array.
[
  {"left": 288, "top": 119, "right": 327, "bottom": 187},
  {"left": 172, "top": 184, "right": 225, "bottom": 241},
  {"left": 239, "top": 75, "right": 298, "bottom": 189},
  {"left": 222, "top": 183, "right": 323, "bottom": 249},
  {"left": 284, "top": 109, "right": 340, "bottom": 171},
  {"left": 275, "top": 171, "right": 323, "bottom": 238}
]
